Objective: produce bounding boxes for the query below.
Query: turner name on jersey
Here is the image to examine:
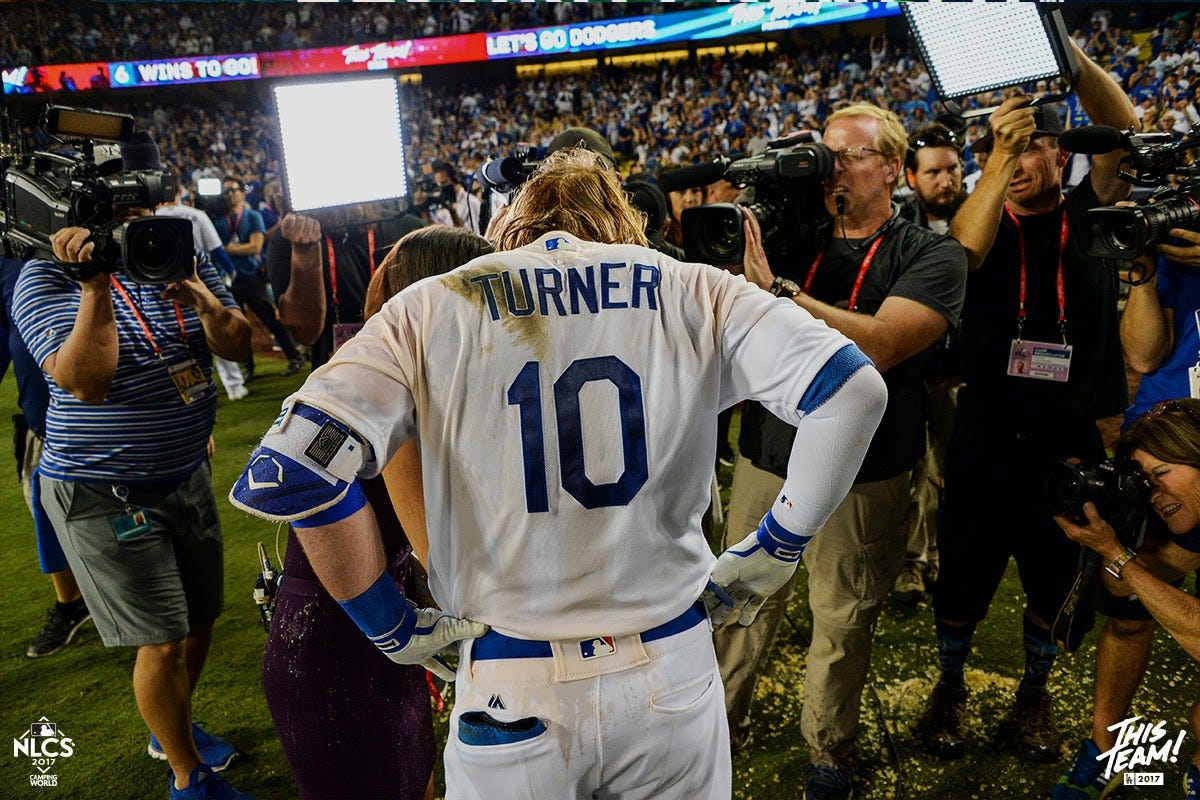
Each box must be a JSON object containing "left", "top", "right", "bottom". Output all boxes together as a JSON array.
[{"left": 468, "top": 262, "right": 661, "bottom": 321}]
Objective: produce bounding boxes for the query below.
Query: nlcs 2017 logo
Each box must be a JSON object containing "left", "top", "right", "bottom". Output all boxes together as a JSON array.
[{"left": 13, "top": 717, "right": 74, "bottom": 787}]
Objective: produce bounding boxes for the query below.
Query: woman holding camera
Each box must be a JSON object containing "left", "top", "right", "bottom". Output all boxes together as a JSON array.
[{"left": 1054, "top": 398, "right": 1200, "bottom": 797}]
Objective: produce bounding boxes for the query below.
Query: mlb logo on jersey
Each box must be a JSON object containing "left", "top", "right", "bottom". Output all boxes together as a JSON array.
[
  {"left": 544, "top": 236, "right": 573, "bottom": 252},
  {"left": 579, "top": 636, "right": 617, "bottom": 660}
]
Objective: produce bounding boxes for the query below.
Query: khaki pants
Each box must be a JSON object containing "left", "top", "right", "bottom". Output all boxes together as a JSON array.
[{"left": 713, "top": 456, "right": 909, "bottom": 767}]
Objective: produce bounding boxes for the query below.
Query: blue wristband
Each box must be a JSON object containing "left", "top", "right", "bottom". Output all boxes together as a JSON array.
[
  {"left": 755, "top": 511, "right": 813, "bottom": 563},
  {"left": 337, "top": 571, "right": 415, "bottom": 656}
]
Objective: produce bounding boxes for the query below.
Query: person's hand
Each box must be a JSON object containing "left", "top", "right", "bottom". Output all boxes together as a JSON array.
[
  {"left": 206, "top": 435, "right": 216, "bottom": 460},
  {"left": 49, "top": 227, "right": 109, "bottom": 288},
  {"left": 703, "top": 528, "right": 800, "bottom": 627},
  {"left": 378, "top": 604, "right": 489, "bottom": 682},
  {"left": 1155, "top": 227, "right": 1200, "bottom": 267},
  {"left": 740, "top": 207, "right": 773, "bottom": 288},
  {"left": 987, "top": 94, "right": 1038, "bottom": 158},
  {"left": 159, "top": 260, "right": 208, "bottom": 308},
  {"left": 279, "top": 213, "right": 322, "bottom": 246},
  {"left": 1053, "top": 502, "right": 1123, "bottom": 558}
]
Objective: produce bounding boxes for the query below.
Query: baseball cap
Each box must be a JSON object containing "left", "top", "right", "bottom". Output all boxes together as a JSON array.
[
  {"left": 969, "top": 105, "right": 1062, "bottom": 155},
  {"left": 120, "top": 131, "right": 161, "bottom": 171},
  {"left": 545, "top": 126, "right": 616, "bottom": 168},
  {"left": 1030, "top": 105, "right": 1064, "bottom": 138}
]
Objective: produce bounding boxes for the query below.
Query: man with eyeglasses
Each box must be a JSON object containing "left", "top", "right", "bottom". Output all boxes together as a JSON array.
[
  {"left": 889, "top": 122, "right": 970, "bottom": 609},
  {"left": 214, "top": 176, "right": 305, "bottom": 378},
  {"left": 921, "top": 39, "right": 1138, "bottom": 770},
  {"left": 719, "top": 103, "right": 967, "bottom": 800}
]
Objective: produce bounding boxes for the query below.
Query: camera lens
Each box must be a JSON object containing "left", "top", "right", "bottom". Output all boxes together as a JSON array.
[
  {"left": 705, "top": 214, "right": 742, "bottom": 259},
  {"left": 118, "top": 217, "right": 194, "bottom": 284}
]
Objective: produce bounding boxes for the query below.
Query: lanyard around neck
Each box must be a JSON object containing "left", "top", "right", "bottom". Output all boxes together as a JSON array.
[
  {"left": 803, "top": 234, "right": 885, "bottom": 313},
  {"left": 324, "top": 228, "right": 377, "bottom": 320},
  {"left": 109, "top": 275, "right": 187, "bottom": 357},
  {"left": 1004, "top": 203, "right": 1069, "bottom": 344}
]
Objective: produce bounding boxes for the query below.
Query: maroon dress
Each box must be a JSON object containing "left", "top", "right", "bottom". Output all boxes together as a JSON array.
[{"left": 261, "top": 478, "right": 434, "bottom": 800}]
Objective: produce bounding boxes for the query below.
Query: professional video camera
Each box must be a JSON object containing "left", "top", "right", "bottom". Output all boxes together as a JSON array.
[
  {"left": 476, "top": 145, "right": 541, "bottom": 194},
  {"left": 679, "top": 133, "right": 834, "bottom": 267},
  {"left": 2, "top": 105, "right": 192, "bottom": 284},
  {"left": 1070, "top": 124, "right": 1200, "bottom": 260},
  {"left": 1038, "top": 456, "right": 1150, "bottom": 543},
  {"left": 411, "top": 175, "right": 457, "bottom": 215}
]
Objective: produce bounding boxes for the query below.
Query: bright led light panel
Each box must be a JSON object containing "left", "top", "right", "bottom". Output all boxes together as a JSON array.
[
  {"left": 273, "top": 77, "right": 408, "bottom": 211},
  {"left": 905, "top": 2, "right": 1064, "bottom": 100}
]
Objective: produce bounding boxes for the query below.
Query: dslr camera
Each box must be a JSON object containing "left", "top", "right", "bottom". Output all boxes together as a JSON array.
[
  {"left": 2, "top": 106, "right": 193, "bottom": 284},
  {"left": 681, "top": 133, "right": 834, "bottom": 266},
  {"left": 1039, "top": 456, "right": 1150, "bottom": 543},
  {"left": 1082, "top": 126, "right": 1200, "bottom": 260}
]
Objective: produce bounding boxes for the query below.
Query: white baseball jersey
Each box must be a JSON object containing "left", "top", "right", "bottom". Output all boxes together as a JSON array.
[{"left": 292, "top": 231, "right": 856, "bottom": 640}]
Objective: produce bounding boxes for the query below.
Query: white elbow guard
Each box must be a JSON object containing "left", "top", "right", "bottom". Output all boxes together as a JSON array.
[{"left": 229, "top": 402, "right": 372, "bottom": 523}]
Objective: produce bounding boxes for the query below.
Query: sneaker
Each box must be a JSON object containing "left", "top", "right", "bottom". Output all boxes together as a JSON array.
[
  {"left": 150, "top": 723, "right": 237, "bottom": 772},
  {"left": 226, "top": 385, "right": 249, "bottom": 401},
  {"left": 169, "top": 765, "right": 254, "bottom": 800},
  {"left": 920, "top": 680, "right": 968, "bottom": 759},
  {"left": 26, "top": 600, "right": 91, "bottom": 658},
  {"left": 1185, "top": 763, "right": 1199, "bottom": 800},
  {"left": 1012, "top": 682, "right": 1062, "bottom": 764},
  {"left": 282, "top": 356, "right": 305, "bottom": 377},
  {"left": 891, "top": 562, "right": 926, "bottom": 605},
  {"left": 717, "top": 445, "right": 735, "bottom": 468},
  {"left": 806, "top": 764, "right": 854, "bottom": 800},
  {"left": 1051, "top": 738, "right": 1121, "bottom": 799}
]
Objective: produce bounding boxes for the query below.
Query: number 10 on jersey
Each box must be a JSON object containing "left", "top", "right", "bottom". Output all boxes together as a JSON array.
[{"left": 507, "top": 356, "right": 649, "bottom": 512}]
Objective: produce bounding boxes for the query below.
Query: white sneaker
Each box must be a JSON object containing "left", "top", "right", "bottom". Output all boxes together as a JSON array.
[{"left": 227, "top": 385, "right": 249, "bottom": 401}]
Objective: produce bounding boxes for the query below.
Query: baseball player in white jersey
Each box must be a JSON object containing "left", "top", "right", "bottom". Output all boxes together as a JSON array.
[{"left": 232, "top": 148, "right": 887, "bottom": 799}]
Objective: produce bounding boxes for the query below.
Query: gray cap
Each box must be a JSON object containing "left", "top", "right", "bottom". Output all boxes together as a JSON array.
[{"left": 545, "top": 127, "right": 616, "bottom": 168}]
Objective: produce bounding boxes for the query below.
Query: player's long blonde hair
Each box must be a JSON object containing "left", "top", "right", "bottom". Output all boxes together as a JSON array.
[{"left": 489, "top": 148, "right": 649, "bottom": 251}]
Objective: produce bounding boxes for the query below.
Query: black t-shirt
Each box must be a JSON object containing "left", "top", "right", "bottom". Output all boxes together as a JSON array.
[
  {"left": 266, "top": 228, "right": 375, "bottom": 368},
  {"left": 957, "top": 176, "right": 1126, "bottom": 421},
  {"left": 740, "top": 216, "right": 968, "bottom": 483}
]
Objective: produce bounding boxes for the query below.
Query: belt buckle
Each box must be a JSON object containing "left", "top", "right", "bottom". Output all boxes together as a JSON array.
[{"left": 578, "top": 635, "right": 616, "bottom": 660}]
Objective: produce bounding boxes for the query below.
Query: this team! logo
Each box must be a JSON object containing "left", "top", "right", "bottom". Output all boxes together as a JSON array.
[{"left": 13, "top": 716, "right": 74, "bottom": 787}]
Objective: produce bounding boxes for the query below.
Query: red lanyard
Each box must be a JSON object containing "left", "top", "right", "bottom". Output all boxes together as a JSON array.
[
  {"left": 226, "top": 209, "right": 243, "bottom": 240},
  {"left": 803, "top": 234, "right": 885, "bottom": 313},
  {"left": 109, "top": 275, "right": 187, "bottom": 356},
  {"left": 1004, "top": 204, "right": 1069, "bottom": 343},
  {"left": 324, "top": 228, "right": 376, "bottom": 319}
]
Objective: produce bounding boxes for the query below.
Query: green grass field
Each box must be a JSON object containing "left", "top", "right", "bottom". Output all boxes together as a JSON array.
[{"left": 1, "top": 357, "right": 1195, "bottom": 799}]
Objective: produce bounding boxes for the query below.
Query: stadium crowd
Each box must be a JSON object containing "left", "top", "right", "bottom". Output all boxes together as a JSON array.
[{"left": 4, "top": 3, "right": 1200, "bottom": 800}]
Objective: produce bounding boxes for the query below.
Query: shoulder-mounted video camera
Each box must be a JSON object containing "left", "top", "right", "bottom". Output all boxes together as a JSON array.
[
  {"left": 2, "top": 105, "right": 193, "bottom": 283},
  {"left": 412, "top": 175, "right": 457, "bottom": 214},
  {"left": 1074, "top": 124, "right": 1200, "bottom": 260},
  {"left": 680, "top": 132, "right": 833, "bottom": 267}
]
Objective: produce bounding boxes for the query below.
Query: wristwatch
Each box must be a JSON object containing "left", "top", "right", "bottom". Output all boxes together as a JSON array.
[
  {"left": 1105, "top": 547, "right": 1138, "bottom": 580},
  {"left": 770, "top": 276, "right": 801, "bottom": 299}
]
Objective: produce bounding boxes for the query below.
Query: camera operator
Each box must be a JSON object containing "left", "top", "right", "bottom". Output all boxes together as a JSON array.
[
  {"left": 718, "top": 103, "right": 967, "bottom": 798},
  {"left": 268, "top": 202, "right": 402, "bottom": 369},
  {"left": 10, "top": 134, "right": 253, "bottom": 799},
  {"left": 1053, "top": 399, "right": 1200, "bottom": 797},
  {"left": 1051, "top": 231, "right": 1200, "bottom": 796},
  {"left": 921, "top": 38, "right": 1139, "bottom": 767},
  {"left": 433, "top": 161, "right": 483, "bottom": 235}
]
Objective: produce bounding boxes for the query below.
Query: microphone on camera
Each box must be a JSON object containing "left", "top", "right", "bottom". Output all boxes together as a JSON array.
[
  {"left": 1057, "top": 125, "right": 1129, "bottom": 155},
  {"left": 658, "top": 160, "right": 728, "bottom": 194},
  {"left": 477, "top": 157, "right": 527, "bottom": 192}
]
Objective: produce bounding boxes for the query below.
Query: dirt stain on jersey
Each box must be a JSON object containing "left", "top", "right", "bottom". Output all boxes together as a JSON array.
[{"left": 441, "top": 264, "right": 549, "bottom": 360}]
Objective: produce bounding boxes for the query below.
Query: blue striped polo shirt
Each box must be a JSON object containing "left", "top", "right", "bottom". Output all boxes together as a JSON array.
[{"left": 12, "top": 254, "right": 238, "bottom": 483}]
